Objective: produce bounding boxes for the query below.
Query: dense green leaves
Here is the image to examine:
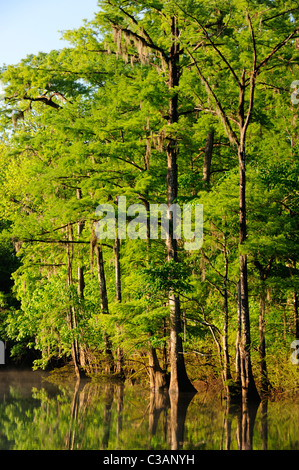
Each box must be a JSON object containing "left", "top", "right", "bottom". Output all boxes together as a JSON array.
[{"left": 0, "top": 0, "right": 298, "bottom": 393}]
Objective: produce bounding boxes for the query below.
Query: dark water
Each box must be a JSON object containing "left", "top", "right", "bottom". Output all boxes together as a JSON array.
[{"left": 0, "top": 370, "right": 298, "bottom": 450}]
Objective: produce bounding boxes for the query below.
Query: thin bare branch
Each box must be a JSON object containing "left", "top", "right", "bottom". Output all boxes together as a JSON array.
[
  {"left": 247, "top": 12, "right": 257, "bottom": 71},
  {"left": 255, "top": 27, "right": 299, "bottom": 77},
  {"left": 262, "top": 7, "right": 299, "bottom": 23},
  {"left": 176, "top": 4, "right": 241, "bottom": 87},
  {"left": 188, "top": 51, "right": 239, "bottom": 146}
]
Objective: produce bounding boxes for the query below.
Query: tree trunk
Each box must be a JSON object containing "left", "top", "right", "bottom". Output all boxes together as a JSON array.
[
  {"left": 76, "top": 188, "right": 88, "bottom": 369},
  {"left": 66, "top": 225, "right": 82, "bottom": 379},
  {"left": 167, "top": 16, "right": 196, "bottom": 395},
  {"left": 114, "top": 236, "right": 124, "bottom": 376},
  {"left": 148, "top": 336, "right": 169, "bottom": 390},
  {"left": 222, "top": 233, "right": 232, "bottom": 393},
  {"left": 222, "top": 248, "right": 232, "bottom": 392},
  {"left": 238, "top": 145, "right": 260, "bottom": 402},
  {"left": 202, "top": 128, "right": 214, "bottom": 186},
  {"left": 259, "top": 283, "right": 269, "bottom": 393},
  {"left": 235, "top": 281, "right": 242, "bottom": 388},
  {"left": 96, "top": 243, "right": 114, "bottom": 373},
  {"left": 144, "top": 196, "right": 168, "bottom": 389}
]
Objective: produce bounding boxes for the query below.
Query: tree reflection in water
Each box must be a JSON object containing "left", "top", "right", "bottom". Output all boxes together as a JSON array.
[
  {"left": 222, "top": 397, "right": 260, "bottom": 450},
  {"left": 62, "top": 380, "right": 198, "bottom": 450},
  {"left": 66, "top": 379, "right": 80, "bottom": 450},
  {"left": 149, "top": 389, "right": 169, "bottom": 440},
  {"left": 169, "top": 392, "right": 196, "bottom": 450},
  {"left": 0, "top": 373, "right": 298, "bottom": 450}
]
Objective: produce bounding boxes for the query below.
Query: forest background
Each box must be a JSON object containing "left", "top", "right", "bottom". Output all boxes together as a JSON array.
[{"left": 0, "top": 0, "right": 298, "bottom": 399}]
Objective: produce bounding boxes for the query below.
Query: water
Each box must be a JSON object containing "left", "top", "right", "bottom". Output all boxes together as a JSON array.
[{"left": 0, "top": 370, "right": 298, "bottom": 450}]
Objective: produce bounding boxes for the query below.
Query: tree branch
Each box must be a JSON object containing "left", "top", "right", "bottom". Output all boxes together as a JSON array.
[
  {"left": 247, "top": 12, "right": 257, "bottom": 71},
  {"left": 23, "top": 93, "right": 61, "bottom": 109},
  {"left": 22, "top": 238, "right": 113, "bottom": 248},
  {"left": 188, "top": 51, "right": 239, "bottom": 146},
  {"left": 176, "top": 4, "right": 241, "bottom": 87},
  {"left": 262, "top": 8, "right": 299, "bottom": 23},
  {"left": 254, "top": 27, "right": 299, "bottom": 77}
]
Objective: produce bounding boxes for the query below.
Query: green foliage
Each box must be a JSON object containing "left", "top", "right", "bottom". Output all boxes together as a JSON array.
[
  {"left": 142, "top": 259, "right": 193, "bottom": 297},
  {"left": 0, "top": 0, "right": 298, "bottom": 394}
]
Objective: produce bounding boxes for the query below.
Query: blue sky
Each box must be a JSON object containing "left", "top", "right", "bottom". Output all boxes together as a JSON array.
[{"left": 0, "top": 0, "right": 99, "bottom": 66}]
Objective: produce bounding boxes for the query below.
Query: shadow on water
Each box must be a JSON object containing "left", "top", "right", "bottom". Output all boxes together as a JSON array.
[{"left": 0, "top": 371, "right": 298, "bottom": 450}]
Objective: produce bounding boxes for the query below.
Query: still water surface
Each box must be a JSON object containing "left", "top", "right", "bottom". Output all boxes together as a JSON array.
[{"left": 0, "top": 370, "right": 298, "bottom": 450}]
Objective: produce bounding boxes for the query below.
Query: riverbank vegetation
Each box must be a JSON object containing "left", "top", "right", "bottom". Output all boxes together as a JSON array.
[{"left": 0, "top": 0, "right": 298, "bottom": 399}]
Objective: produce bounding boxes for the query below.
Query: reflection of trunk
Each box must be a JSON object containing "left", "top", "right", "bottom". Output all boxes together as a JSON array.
[
  {"left": 169, "top": 392, "right": 195, "bottom": 450},
  {"left": 230, "top": 399, "right": 259, "bottom": 450},
  {"left": 149, "top": 390, "right": 170, "bottom": 437},
  {"left": 102, "top": 384, "right": 114, "bottom": 449},
  {"left": 202, "top": 128, "right": 214, "bottom": 186},
  {"left": 96, "top": 243, "right": 114, "bottom": 374},
  {"left": 167, "top": 17, "right": 196, "bottom": 395},
  {"left": 66, "top": 379, "right": 80, "bottom": 450},
  {"left": 222, "top": 399, "right": 234, "bottom": 450},
  {"left": 240, "top": 400, "right": 260, "bottom": 450},
  {"left": 261, "top": 399, "right": 268, "bottom": 450},
  {"left": 116, "top": 383, "right": 124, "bottom": 442}
]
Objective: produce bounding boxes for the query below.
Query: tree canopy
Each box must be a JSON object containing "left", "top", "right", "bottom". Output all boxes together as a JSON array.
[{"left": 0, "top": 0, "right": 298, "bottom": 397}]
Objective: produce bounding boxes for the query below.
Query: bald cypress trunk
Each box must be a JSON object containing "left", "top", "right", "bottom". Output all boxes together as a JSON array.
[
  {"left": 66, "top": 224, "right": 82, "bottom": 379},
  {"left": 203, "top": 128, "right": 214, "bottom": 186},
  {"left": 76, "top": 188, "right": 88, "bottom": 370},
  {"left": 114, "top": 236, "right": 124, "bottom": 376},
  {"left": 167, "top": 17, "right": 196, "bottom": 395},
  {"left": 238, "top": 143, "right": 260, "bottom": 403},
  {"left": 259, "top": 285, "right": 268, "bottom": 393},
  {"left": 96, "top": 243, "right": 114, "bottom": 374},
  {"left": 222, "top": 247, "right": 232, "bottom": 392}
]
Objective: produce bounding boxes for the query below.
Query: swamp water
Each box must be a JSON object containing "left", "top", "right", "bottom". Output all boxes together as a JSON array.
[{"left": 0, "top": 370, "right": 298, "bottom": 451}]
